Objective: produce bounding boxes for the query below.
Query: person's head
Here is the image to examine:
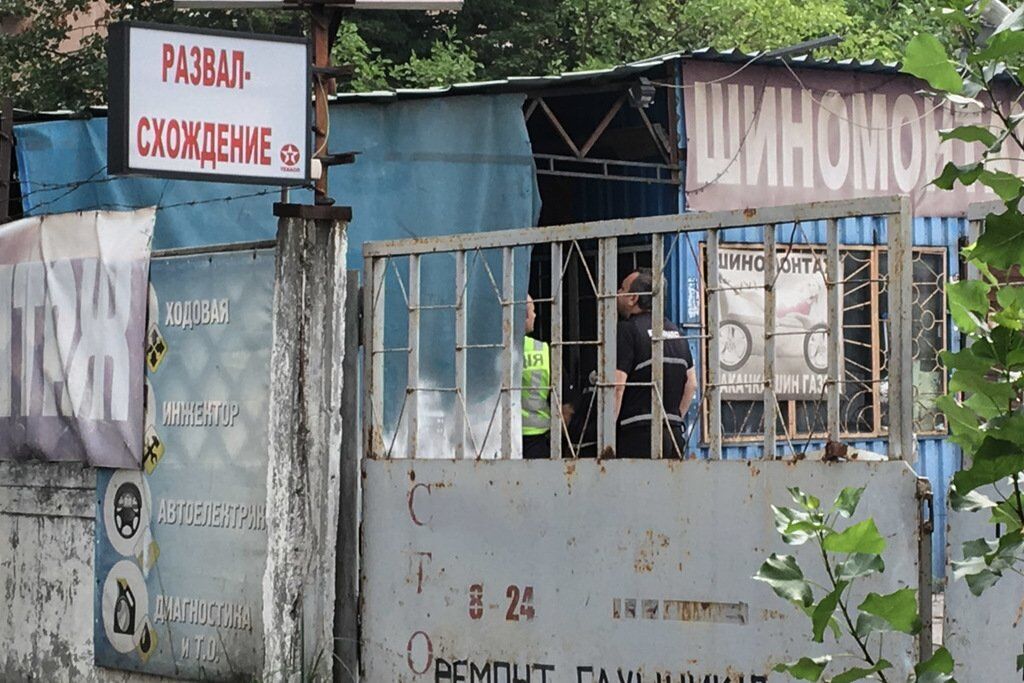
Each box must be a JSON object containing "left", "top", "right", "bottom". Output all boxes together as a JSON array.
[
  {"left": 617, "top": 268, "right": 654, "bottom": 319},
  {"left": 525, "top": 294, "right": 536, "bottom": 334}
]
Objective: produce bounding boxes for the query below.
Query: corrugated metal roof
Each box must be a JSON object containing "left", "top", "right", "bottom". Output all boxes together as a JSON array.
[{"left": 330, "top": 48, "right": 903, "bottom": 103}]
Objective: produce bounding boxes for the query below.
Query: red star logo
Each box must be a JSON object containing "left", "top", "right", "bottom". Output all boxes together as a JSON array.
[{"left": 279, "top": 144, "right": 300, "bottom": 166}]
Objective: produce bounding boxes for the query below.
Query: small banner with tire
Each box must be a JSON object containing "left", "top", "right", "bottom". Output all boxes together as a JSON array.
[{"left": 714, "top": 246, "right": 840, "bottom": 400}]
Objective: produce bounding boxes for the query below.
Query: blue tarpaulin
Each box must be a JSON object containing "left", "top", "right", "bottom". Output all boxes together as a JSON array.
[
  {"left": 16, "top": 93, "right": 540, "bottom": 458},
  {"left": 15, "top": 93, "right": 541, "bottom": 261}
]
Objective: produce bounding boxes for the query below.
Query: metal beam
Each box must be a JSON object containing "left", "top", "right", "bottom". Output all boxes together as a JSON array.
[
  {"left": 407, "top": 254, "right": 420, "bottom": 458},
  {"left": 597, "top": 237, "right": 618, "bottom": 458},
  {"left": 455, "top": 251, "right": 468, "bottom": 459},
  {"left": 579, "top": 93, "right": 627, "bottom": 159},
  {"left": 550, "top": 242, "right": 564, "bottom": 459},
  {"left": 763, "top": 225, "right": 777, "bottom": 460},
  {"left": 364, "top": 196, "right": 908, "bottom": 257},
  {"left": 502, "top": 247, "right": 515, "bottom": 458},
  {"left": 707, "top": 230, "right": 722, "bottom": 460},
  {"left": 363, "top": 256, "right": 386, "bottom": 458},
  {"left": 887, "top": 198, "right": 914, "bottom": 460},
  {"left": 826, "top": 218, "right": 842, "bottom": 441},
  {"left": 651, "top": 233, "right": 665, "bottom": 460}
]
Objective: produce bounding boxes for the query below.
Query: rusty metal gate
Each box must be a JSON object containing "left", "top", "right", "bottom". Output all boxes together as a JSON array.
[{"left": 359, "top": 196, "right": 930, "bottom": 681}]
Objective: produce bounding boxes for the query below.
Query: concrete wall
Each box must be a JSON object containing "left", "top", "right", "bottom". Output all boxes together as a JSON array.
[{"left": 1, "top": 462, "right": 171, "bottom": 682}]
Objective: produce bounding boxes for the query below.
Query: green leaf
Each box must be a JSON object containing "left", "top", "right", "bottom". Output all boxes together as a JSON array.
[
  {"left": 989, "top": 325, "right": 1024, "bottom": 368},
  {"left": 753, "top": 554, "right": 813, "bottom": 607},
  {"left": 830, "top": 660, "right": 893, "bottom": 683},
  {"left": 995, "top": 287, "right": 1024, "bottom": 331},
  {"left": 975, "top": 29, "right": 1024, "bottom": 62},
  {"left": 933, "top": 161, "right": 982, "bottom": 190},
  {"left": 772, "top": 505, "right": 818, "bottom": 545},
  {"left": 974, "top": 209, "right": 1024, "bottom": 270},
  {"left": 773, "top": 656, "right": 830, "bottom": 682},
  {"left": 855, "top": 612, "right": 891, "bottom": 638},
  {"left": 998, "top": 285, "right": 1024, "bottom": 312},
  {"left": 822, "top": 519, "right": 887, "bottom": 555},
  {"left": 835, "top": 553, "right": 886, "bottom": 580},
  {"left": 952, "top": 437, "right": 1024, "bottom": 494},
  {"left": 966, "top": 570, "right": 1002, "bottom": 595},
  {"left": 811, "top": 581, "right": 846, "bottom": 643},
  {"left": 946, "top": 279, "right": 991, "bottom": 333},
  {"left": 948, "top": 485, "right": 996, "bottom": 512},
  {"left": 788, "top": 487, "right": 821, "bottom": 511},
  {"left": 964, "top": 393, "right": 1005, "bottom": 421},
  {"left": 949, "top": 369, "right": 1016, "bottom": 412},
  {"left": 979, "top": 169, "right": 1024, "bottom": 202},
  {"left": 940, "top": 348, "right": 995, "bottom": 373},
  {"left": 990, "top": 499, "right": 1024, "bottom": 531},
  {"left": 934, "top": 395, "right": 983, "bottom": 452},
  {"left": 902, "top": 34, "right": 964, "bottom": 93},
  {"left": 916, "top": 646, "right": 954, "bottom": 675},
  {"left": 915, "top": 646, "right": 956, "bottom": 682},
  {"left": 858, "top": 587, "right": 921, "bottom": 634},
  {"left": 832, "top": 486, "right": 865, "bottom": 518},
  {"left": 986, "top": 415, "right": 1024, "bottom": 448},
  {"left": 939, "top": 124, "right": 998, "bottom": 148}
]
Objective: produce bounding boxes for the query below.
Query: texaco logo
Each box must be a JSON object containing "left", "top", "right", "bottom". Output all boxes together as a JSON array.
[{"left": 279, "top": 143, "right": 301, "bottom": 168}]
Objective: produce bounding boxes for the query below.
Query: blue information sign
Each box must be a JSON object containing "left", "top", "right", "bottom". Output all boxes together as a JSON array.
[{"left": 95, "top": 248, "right": 274, "bottom": 679}]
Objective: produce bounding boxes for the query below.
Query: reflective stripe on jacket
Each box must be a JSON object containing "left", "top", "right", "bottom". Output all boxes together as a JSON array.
[{"left": 522, "top": 336, "right": 550, "bottom": 435}]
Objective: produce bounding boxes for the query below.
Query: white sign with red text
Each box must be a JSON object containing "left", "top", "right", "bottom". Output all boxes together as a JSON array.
[{"left": 108, "top": 24, "right": 310, "bottom": 184}]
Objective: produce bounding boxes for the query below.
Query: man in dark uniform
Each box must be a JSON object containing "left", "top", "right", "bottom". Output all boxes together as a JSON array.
[{"left": 614, "top": 268, "right": 696, "bottom": 458}]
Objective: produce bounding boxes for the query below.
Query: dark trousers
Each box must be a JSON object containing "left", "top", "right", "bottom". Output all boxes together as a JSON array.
[
  {"left": 523, "top": 433, "right": 550, "bottom": 460},
  {"left": 616, "top": 423, "right": 685, "bottom": 459}
]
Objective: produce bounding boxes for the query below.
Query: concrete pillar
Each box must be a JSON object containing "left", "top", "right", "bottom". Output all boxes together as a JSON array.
[{"left": 263, "top": 208, "right": 349, "bottom": 682}]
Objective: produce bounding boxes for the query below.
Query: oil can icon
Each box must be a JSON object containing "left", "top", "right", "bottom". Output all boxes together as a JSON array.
[{"left": 113, "top": 578, "right": 136, "bottom": 636}]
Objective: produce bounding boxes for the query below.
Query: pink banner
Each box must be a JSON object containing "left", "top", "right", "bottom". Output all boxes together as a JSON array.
[{"left": 682, "top": 61, "right": 1019, "bottom": 216}]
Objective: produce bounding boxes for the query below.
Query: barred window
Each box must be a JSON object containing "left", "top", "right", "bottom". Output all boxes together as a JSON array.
[{"left": 702, "top": 245, "right": 947, "bottom": 443}]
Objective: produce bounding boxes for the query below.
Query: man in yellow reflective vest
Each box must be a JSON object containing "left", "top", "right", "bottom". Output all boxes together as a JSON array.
[{"left": 522, "top": 294, "right": 551, "bottom": 459}]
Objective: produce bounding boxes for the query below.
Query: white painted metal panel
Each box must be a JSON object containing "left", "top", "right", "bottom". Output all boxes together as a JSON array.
[
  {"left": 944, "top": 492, "right": 1021, "bottom": 679},
  {"left": 361, "top": 459, "right": 924, "bottom": 681}
]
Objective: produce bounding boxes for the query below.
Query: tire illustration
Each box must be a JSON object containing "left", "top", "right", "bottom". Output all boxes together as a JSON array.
[
  {"left": 719, "top": 319, "right": 752, "bottom": 371},
  {"left": 804, "top": 323, "right": 829, "bottom": 374}
]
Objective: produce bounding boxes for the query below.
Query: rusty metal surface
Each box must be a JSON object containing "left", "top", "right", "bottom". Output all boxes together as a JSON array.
[{"left": 360, "top": 459, "right": 924, "bottom": 681}]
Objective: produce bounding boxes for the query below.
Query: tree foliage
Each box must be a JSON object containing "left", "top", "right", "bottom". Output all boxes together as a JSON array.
[
  {"left": 755, "top": 487, "right": 954, "bottom": 682},
  {"left": 3, "top": 0, "right": 950, "bottom": 111},
  {"left": 900, "top": 1, "right": 1024, "bottom": 615}
]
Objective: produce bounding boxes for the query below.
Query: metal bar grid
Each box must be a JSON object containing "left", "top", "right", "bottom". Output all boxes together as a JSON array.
[{"left": 362, "top": 196, "right": 913, "bottom": 462}]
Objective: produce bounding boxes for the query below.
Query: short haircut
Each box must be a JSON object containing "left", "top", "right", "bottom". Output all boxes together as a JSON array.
[{"left": 629, "top": 268, "right": 654, "bottom": 312}]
